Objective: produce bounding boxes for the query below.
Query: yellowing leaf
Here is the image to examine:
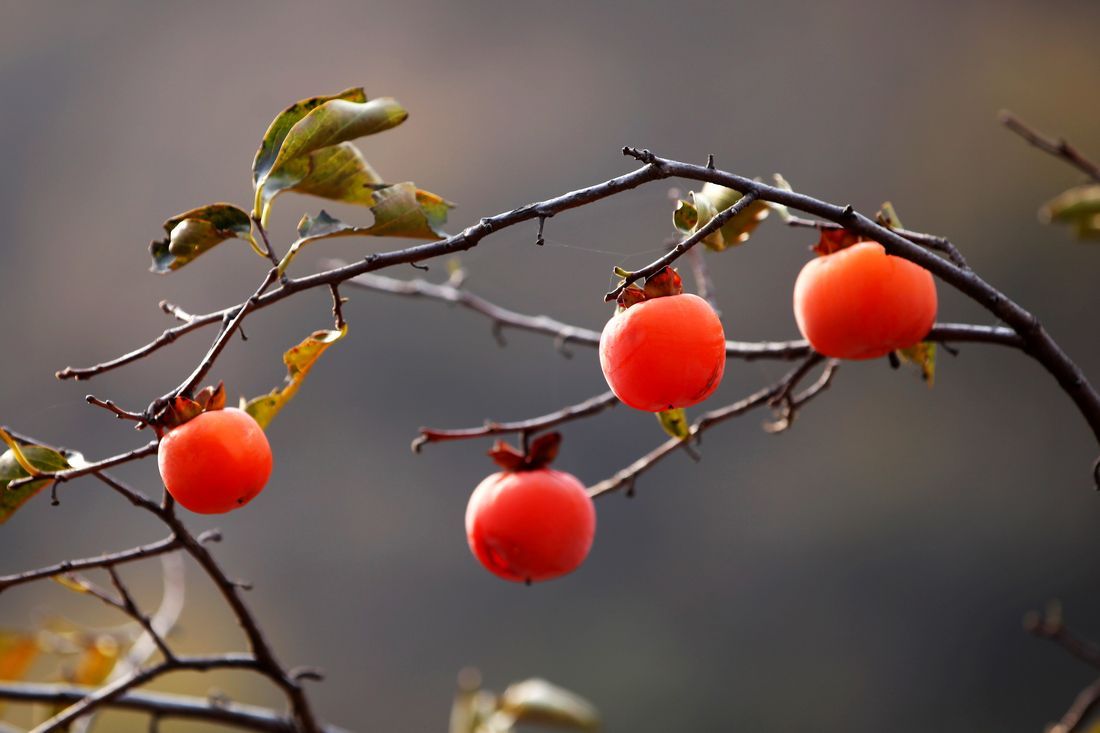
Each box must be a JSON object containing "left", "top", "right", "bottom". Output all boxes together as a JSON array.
[
  {"left": 0, "top": 443, "right": 73, "bottom": 524},
  {"left": 278, "top": 184, "right": 453, "bottom": 274},
  {"left": 277, "top": 142, "right": 385, "bottom": 208},
  {"left": 71, "top": 635, "right": 119, "bottom": 686},
  {"left": 671, "top": 182, "right": 770, "bottom": 252},
  {"left": 897, "top": 342, "right": 936, "bottom": 386},
  {"left": 656, "top": 409, "right": 690, "bottom": 440},
  {"left": 254, "top": 92, "right": 408, "bottom": 219},
  {"left": 0, "top": 632, "right": 38, "bottom": 680},
  {"left": 242, "top": 326, "right": 348, "bottom": 429},
  {"left": 0, "top": 631, "right": 38, "bottom": 715},
  {"left": 252, "top": 88, "right": 367, "bottom": 190},
  {"left": 498, "top": 678, "right": 600, "bottom": 732},
  {"left": 150, "top": 203, "right": 255, "bottom": 273},
  {"left": 1041, "top": 184, "right": 1100, "bottom": 240}
]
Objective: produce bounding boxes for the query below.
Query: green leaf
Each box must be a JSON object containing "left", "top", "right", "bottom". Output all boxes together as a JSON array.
[
  {"left": 254, "top": 92, "right": 408, "bottom": 219},
  {"left": 1041, "top": 184, "right": 1100, "bottom": 240},
  {"left": 498, "top": 679, "right": 600, "bottom": 732},
  {"left": 252, "top": 87, "right": 368, "bottom": 190},
  {"left": 241, "top": 326, "right": 348, "bottom": 429},
  {"left": 149, "top": 204, "right": 254, "bottom": 273},
  {"left": 896, "top": 342, "right": 936, "bottom": 386},
  {"left": 278, "top": 183, "right": 453, "bottom": 274},
  {"left": 656, "top": 408, "right": 690, "bottom": 440},
  {"left": 673, "top": 182, "right": 770, "bottom": 252},
  {"left": 0, "top": 444, "right": 73, "bottom": 524}
]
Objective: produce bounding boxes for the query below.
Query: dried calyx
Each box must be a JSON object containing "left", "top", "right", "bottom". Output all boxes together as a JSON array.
[
  {"left": 159, "top": 382, "right": 227, "bottom": 430},
  {"left": 488, "top": 432, "right": 562, "bottom": 472},
  {"left": 616, "top": 266, "right": 683, "bottom": 310}
]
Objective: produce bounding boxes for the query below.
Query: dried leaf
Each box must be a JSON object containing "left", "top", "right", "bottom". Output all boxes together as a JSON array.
[
  {"left": 150, "top": 204, "right": 254, "bottom": 273},
  {"left": 242, "top": 326, "right": 348, "bottom": 429}
]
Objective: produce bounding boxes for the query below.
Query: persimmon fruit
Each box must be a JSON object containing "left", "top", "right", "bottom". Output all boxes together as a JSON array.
[
  {"left": 465, "top": 435, "right": 595, "bottom": 583},
  {"left": 157, "top": 407, "right": 272, "bottom": 514},
  {"left": 599, "top": 269, "right": 726, "bottom": 412},
  {"left": 793, "top": 240, "right": 937, "bottom": 360}
]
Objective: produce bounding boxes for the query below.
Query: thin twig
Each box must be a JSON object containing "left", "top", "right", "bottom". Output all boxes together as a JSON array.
[
  {"left": 85, "top": 395, "right": 147, "bottom": 425},
  {"left": 413, "top": 390, "right": 619, "bottom": 452},
  {"left": 604, "top": 191, "right": 760, "bottom": 301},
  {"left": 0, "top": 681, "right": 350, "bottom": 733},
  {"left": 999, "top": 110, "right": 1100, "bottom": 182},
  {"left": 785, "top": 215, "right": 970, "bottom": 270},
  {"left": 0, "top": 535, "right": 180, "bottom": 593},
  {"left": 587, "top": 354, "right": 831, "bottom": 499},
  {"left": 6, "top": 441, "right": 159, "bottom": 492}
]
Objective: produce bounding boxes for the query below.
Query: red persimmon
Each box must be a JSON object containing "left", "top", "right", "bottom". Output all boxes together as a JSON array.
[
  {"left": 465, "top": 436, "right": 595, "bottom": 584},
  {"left": 600, "top": 291, "right": 726, "bottom": 412},
  {"left": 793, "top": 241, "right": 937, "bottom": 360},
  {"left": 158, "top": 408, "right": 272, "bottom": 514}
]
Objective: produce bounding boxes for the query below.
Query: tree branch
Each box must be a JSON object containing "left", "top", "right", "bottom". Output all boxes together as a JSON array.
[
  {"left": 0, "top": 681, "right": 353, "bottom": 733},
  {"left": 0, "top": 535, "right": 180, "bottom": 593},
  {"left": 413, "top": 390, "right": 620, "bottom": 453},
  {"left": 587, "top": 354, "right": 830, "bottom": 499},
  {"left": 6, "top": 441, "right": 159, "bottom": 493},
  {"left": 999, "top": 110, "right": 1100, "bottom": 182}
]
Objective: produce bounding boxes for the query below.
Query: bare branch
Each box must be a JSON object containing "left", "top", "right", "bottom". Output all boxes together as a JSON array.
[
  {"left": 587, "top": 354, "right": 831, "bottom": 499},
  {"left": 785, "top": 215, "right": 970, "bottom": 270},
  {"left": 413, "top": 390, "right": 619, "bottom": 453},
  {"left": 0, "top": 681, "right": 351, "bottom": 733},
  {"left": 0, "top": 535, "right": 180, "bottom": 593},
  {"left": 6, "top": 441, "right": 159, "bottom": 493},
  {"left": 999, "top": 110, "right": 1100, "bottom": 182}
]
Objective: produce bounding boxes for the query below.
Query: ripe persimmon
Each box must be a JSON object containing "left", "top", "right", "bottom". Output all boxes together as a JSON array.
[
  {"left": 465, "top": 434, "right": 595, "bottom": 584},
  {"left": 599, "top": 267, "right": 726, "bottom": 412},
  {"left": 157, "top": 407, "right": 272, "bottom": 514},
  {"left": 793, "top": 240, "right": 937, "bottom": 360}
]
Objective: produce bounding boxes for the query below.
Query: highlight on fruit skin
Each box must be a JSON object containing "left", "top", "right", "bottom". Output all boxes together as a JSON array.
[
  {"left": 464, "top": 433, "right": 596, "bottom": 584},
  {"left": 157, "top": 407, "right": 273, "bottom": 514},
  {"left": 599, "top": 267, "right": 727, "bottom": 412},
  {"left": 793, "top": 240, "right": 937, "bottom": 360}
]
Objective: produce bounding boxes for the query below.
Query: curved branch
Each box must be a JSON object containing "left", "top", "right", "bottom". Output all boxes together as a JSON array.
[
  {"left": 0, "top": 535, "right": 181, "bottom": 593},
  {"left": 6, "top": 441, "right": 159, "bottom": 492},
  {"left": 588, "top": 354, "right": 830, "bottom": 499},
  {"left": 413, "top": 390, "right": 620, "bottom": 452},
  {"left": 28, "top": 654, "right": 262, "bottom": 733},
  {"left": 999, "top": 110, "right": 1100, "bottom": 182}
]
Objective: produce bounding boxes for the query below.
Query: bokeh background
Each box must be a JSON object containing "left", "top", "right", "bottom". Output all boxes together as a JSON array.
[{"left": 3, "top": 1, "right": 1100, "bottom": 731}]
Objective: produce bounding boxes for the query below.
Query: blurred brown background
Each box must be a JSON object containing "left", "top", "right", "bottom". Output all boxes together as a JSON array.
[{"left": 3, "top": 1, "right": 1100, "bottom": 731}]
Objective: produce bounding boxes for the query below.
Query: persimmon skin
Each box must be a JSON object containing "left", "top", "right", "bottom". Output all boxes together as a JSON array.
[
  {"left": 157, "top": 408, "right": 273, "bottom": 515},
  {"left": 793, "top": 241, "right": 937, "bottom": 360},
  {"left": 465, "top": 469, "right": 596, "bottom": 583},
  {"left": 599, "top": 293, "right": 727, "bottom": 412}
]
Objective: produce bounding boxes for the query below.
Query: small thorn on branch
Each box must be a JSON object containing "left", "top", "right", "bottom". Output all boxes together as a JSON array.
[
  {"left": 329, "top": 284, "right": 348, "bottom": 330},
  {"left": 536, "top": 215, "right": 547, "bottom": 247},
  {"left": 197, "top": 529, "right": 222, "bottom": 544},
  {"left": 706, "top": 154, "right": 715, "bottom": 169},
  {"left": 410, "top": 261, "right": 429, "bottom": 272},
  {"left": 289, "top": 666, "right": 326, "bottom": 682}
]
